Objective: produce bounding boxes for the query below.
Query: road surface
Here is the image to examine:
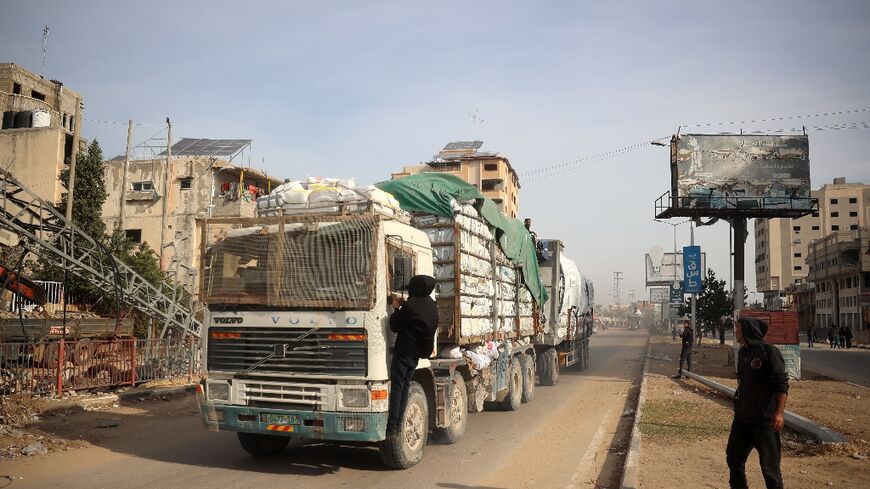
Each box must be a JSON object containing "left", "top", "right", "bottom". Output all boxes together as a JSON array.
[
  {"left": 0, "top": 330, "right": 648, "bottom": 489},
  {"left": 798, "top": 337, "right": 870, "bottom": 387}
]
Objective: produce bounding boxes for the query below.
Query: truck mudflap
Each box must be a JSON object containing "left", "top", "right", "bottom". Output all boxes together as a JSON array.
[{"left": 198, "top": 402, "right": 388, "bottom": 443}]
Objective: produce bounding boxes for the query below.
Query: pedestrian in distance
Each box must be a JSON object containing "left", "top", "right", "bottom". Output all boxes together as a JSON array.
[
  {"left": 828, "top": 325, "right": 836, "bottom": 348},
  {"left": 673, "top": 320, "right": 693, "bottom": 378},
  {"left": 845, "top": 325, "right": 853, "bottom": 349},
  {"left": 386, "top": 275, "right": 438, "bottom": 437},
  {"left": 727, "top": 317, "right": 789, "bottom": 489},
  {"left": 806, "top": 326, "right": 815, "bottom": 348},
  {"left": 837, "top": 325, "right": 847, "bottom": 349}
]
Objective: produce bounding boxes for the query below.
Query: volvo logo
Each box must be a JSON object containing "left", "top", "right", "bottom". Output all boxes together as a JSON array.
[{"left": 214, "top": 317, "right": 243, "bottom": 324}]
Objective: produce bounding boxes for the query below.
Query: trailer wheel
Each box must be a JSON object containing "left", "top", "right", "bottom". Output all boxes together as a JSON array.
[
  {"left": 380, "top": 381, "right": 428, "bottom": 469},
  {"left": 540, "top": 349, "right": 559, "bottom": 386},
  {"left": 237, "top": 432, "right": 290, "bottom": 456},
  {"left": 432, "top": 372, "right": 467, "bottom": 444},
  {"left": 583, "top": 340, "right": 589, "bottom": 369},
  {"left": 521, "top": 354, "right": 535, "bottom": 402},
  {"left": 500, "top": 358, "right": 522, "bottom": 411},
  {"left": 73, "top": 339, "right": 94, "bottom": 366}
]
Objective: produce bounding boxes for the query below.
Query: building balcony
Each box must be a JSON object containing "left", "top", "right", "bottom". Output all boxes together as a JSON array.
[{"left": 211, "top": 195, "right": 257, "bottom": 218}]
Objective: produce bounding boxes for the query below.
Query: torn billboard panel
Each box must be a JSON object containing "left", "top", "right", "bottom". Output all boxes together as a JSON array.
[
  {"left": 645, "top": 251, "right": 706, "bottom": 286},
  {"left": 672, "top": 134, "right": 811, "bottom": 210}
]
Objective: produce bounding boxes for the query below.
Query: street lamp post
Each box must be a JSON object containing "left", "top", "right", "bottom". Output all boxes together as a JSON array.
[{"left": 654, "top": 218, "right": 693, "bottom": 337}]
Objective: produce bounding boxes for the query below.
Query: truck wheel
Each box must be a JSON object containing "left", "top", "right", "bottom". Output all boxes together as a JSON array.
[
  {"left": 74, "top": 339, "right": 94, "bottom": 366},
  {"left": 583, "top": 341, "right": 590, "bottom": 369},
  {"left": 237, "top": 432, "right": 290, "bottom": 456},
  {"left": 520, "top": 354, "right": 535, "bottom": 403},
  {"left": 380, "top": 381, "right": 428, "bottom": 469},
  {"left": 540, "top": 349, "right": 559, "bottom": 386},
  {"left": 432, "top": 372, "right": 467, "bottom": 444},
  {"left": 500, "top": 358, "right": 522, "bottom": 411}
]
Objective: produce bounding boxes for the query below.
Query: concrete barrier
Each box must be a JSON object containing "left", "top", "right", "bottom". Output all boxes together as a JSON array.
[
  {"left": 684, "top": 371, "right": 847, "bottom": 443},
  {"left": 620, "top": 335, "right": 651, "bottom": 489}
]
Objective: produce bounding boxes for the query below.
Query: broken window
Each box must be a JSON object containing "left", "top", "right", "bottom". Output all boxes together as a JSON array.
[
  {"left": 180, "top": 178, "right": 192, "bottom": 190},
  {"left": 125, "top": 229, "right": 142, "bottom": 243},
  {"left": 132, "top": 181, "right": 154, "bottom": 192},
  {"left": 484, "top": 163, "right": 498, "bottom": 171},
  {"left": 12, "top": 83, "right": 21, "bottom": 94},
  {"left": 30, "top": 90, "right": 45, "bottom": 101}
]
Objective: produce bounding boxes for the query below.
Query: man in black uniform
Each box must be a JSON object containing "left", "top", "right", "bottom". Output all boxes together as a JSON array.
[
  {"left": 386, "top": 275, "right": 438, "bottom": 436},
  {"left": 674, "top": 320, "right": 693, "bottom": 378},
  {"left": 727, "top": 317, "right": 789, "bottom": 489}
]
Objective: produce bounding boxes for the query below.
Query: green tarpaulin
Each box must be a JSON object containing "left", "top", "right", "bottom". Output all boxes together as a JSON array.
[{"left": 377, "top": 174, "right": 548, "bottom": 306}]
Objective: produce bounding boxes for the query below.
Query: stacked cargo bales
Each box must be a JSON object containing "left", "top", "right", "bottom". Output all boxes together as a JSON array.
[
  {"left": 415, "top": 203, "right": 536, "bottom": 345},
  {"left": 256, "top": 177, "right": 406, "bottom": 219}
]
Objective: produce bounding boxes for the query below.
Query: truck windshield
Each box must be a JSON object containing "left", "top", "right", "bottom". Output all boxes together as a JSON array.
[{"left": 203, "top": 218, "right": 378, "bottom": 309}]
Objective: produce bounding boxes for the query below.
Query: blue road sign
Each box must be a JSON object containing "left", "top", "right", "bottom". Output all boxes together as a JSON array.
[
  {"left": 670, "top": 282, "right": 683, "bottom": 303},
  {"left": 683, "top": 245, "right": 702, "bottom": 294}
]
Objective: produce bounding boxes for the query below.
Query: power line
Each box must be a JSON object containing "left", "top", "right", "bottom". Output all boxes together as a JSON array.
[
  {"left": 682, "top": 107, "right": 869, "bottom": 128},
  {"left": 84, "top": 118, "right": 160, "bottom": 127}
]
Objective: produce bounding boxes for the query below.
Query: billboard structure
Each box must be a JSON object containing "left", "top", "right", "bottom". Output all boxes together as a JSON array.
[
  {"left": 645, "top": 250, "right": 706, "bottom": 286},
  {"left": 649, "top": 287, "right": 669, "bottom": 303},
  {"left": 656, "top": 134, "right": 817, "bottom": 219}
]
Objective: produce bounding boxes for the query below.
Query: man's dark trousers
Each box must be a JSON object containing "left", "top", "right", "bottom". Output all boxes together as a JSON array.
[
  {"left": 387, "top": 354, "right": 418, "bottom": 432},
  {"left": 678, "top": 347, "right": 692, "bottom": 376},
  {"left": 726, "top": 419, "right": 783, "bottom": 489}
]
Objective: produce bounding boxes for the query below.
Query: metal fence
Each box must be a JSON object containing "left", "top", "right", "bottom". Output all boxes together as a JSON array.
[{"left": 0, "top": 338, "right": 200, "bottom": 395}]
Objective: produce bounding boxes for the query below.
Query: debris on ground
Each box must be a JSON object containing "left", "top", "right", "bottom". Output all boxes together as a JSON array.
[{"left": 21, "top": 441, "right": 47, "bottom": 456}]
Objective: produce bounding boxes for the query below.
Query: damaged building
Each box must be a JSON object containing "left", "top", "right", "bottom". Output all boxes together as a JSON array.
[
  {"left": 101, "top": 138, "right": 282, "bottom": 293},
  {"left": 0, "top": 62, "right": 84, "bottom": 204}
]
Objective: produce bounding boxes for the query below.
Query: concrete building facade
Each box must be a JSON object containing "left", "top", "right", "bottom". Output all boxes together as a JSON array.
[
  {"left": 755, "top": 178, "right": 870, "bottom": 308},
  {"left": 101, "top": 155, "right": 281, "bottom": 292},
  {"left": 392, "top": 141, "right": 521, "bottom": 218},
  {"left": 806, "top": 227, "right": 870, "bottom": 341},
  {"left": 0, "top": 63, "right": 83, "bottom": 203}
]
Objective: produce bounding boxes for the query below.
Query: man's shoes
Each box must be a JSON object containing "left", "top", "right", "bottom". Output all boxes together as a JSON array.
[{"left": 671, "top": 374, "right": 682, "bottom": 379}]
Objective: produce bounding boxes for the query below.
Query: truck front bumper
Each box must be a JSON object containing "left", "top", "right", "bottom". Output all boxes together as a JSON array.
[{"left": 198, "top": 401, "right": 388, "bottom": 443}]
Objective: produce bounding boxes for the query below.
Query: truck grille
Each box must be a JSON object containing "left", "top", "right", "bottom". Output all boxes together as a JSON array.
[
  {"left": 239, "top": 380, "right": 330, "bottom": 411},
  {"left": 207, "top": 327, "right": 367, "bottom": 377}
]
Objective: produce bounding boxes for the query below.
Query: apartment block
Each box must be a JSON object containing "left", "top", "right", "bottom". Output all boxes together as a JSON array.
[
  {"left": 0, "top": 63, "right": 84, "bottom": 203},
  {"left": 392, "top": 141, "right": 521, "bottom": 218},
  {"left": 755, "top": 177, "right": 869, "bottom": 308}
]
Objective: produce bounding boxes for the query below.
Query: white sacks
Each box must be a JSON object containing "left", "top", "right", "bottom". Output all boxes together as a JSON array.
[{"left": 256, "top": 177, "right": 404, "bottom": 217}]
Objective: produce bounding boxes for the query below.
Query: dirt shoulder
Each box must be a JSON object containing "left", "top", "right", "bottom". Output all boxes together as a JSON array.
[{"left": 637, "top": 335, "right": 870, "bottom": 488}]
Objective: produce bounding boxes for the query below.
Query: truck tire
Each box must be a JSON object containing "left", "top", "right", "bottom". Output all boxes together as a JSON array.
[
  {"left": 432, "top": 372, "right": 467, "bottom": 444},
  {"left": 520, "top": 354, "right": 535, "bottom": 403},
  {"left": 380, "top": 381, "right": 428, "bottom": 469},
  {"left": 583, "top": 341, "right": 590, "bottom": 369},
  {"left": 500, "top": 358, "right": 522, "bottom": 411},
  {"left": 237, "top": 432, "right": 290, "bottom": 456},
  {"left": 74, "top": 339, "right": 94, "bottom": 366},
  {"left": 540, "top": 349, "right": 559, "bottom": 386}
]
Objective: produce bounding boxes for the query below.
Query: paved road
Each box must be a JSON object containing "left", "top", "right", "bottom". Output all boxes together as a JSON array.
[
  {"left": 798, "top": 334, "right": 870, "bottom": 387},
  {"left": 1, "top": 330, "right": 649, "bottom": 489}
]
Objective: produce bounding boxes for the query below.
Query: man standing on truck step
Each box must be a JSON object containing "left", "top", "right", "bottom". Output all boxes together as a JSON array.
[
  {"left": 727, "top": 317, "right": 788, "bottom": 489},
  {"left": 673, "top": 319, "right": 693, "bottom": 378},
  {"left": 387, "top": 275, "right": 438, "bottom": 436}
]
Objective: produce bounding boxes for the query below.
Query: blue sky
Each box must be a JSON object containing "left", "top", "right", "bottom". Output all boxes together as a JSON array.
[{"left": 3, "top": 1, "right": 869, "bottom": 304}]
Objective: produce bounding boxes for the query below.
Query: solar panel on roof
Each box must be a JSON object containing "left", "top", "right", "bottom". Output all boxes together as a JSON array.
[
  {"left": 157, "top": 138, "right": 252, "bottom": 158},
  {"left": 443, "top": 141, "right": 483, "bottom": 151}
]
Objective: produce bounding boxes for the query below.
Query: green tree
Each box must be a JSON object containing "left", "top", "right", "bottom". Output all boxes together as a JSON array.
[
  {"left": 678, "top": 268, "right": 733, "bottom": 335},
  {"left": 58, "top": 140, "right": 107, "bottom": 239}
]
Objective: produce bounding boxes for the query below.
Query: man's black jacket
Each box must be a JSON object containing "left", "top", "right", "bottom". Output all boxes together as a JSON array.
[
  {"left": 680, "top": 327, "right": 694, "bottom": 349},
  {"left": 390, "top": 275, "right": 438, "bottom": 359},
  {"left": 734, "top": 317, "right": 789, "bottom": 424}
]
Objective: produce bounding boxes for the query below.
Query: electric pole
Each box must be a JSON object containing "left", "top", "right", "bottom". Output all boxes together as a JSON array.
[{"left": 118, "top": 120, "right": 133, "bottom": 231}]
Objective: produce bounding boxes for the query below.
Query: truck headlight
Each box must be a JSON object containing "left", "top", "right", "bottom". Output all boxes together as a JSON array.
[
  {"left": 207, "top": 381, "right": 230, "bottom": 401},
  {"left": 339, "top": 388, "right": 370, "bottom": 408}
]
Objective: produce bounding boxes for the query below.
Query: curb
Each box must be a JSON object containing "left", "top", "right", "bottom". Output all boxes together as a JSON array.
[
  {"left": 39, "top": 384, "right": 196, "bottom": 416},
  {"left": 620, "top": 334, "right": 652, "bottom": 489},
  {"left": 683, "top": 371, "right": 847, "bottom": 443}
]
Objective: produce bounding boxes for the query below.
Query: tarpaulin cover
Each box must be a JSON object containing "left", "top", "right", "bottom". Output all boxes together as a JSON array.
[{"left": 377, "top": 174, "right": 548, "bottom": 305}]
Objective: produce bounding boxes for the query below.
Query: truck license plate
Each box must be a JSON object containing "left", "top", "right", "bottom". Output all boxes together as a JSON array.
[{"left": 260, "top": 413, "right": 298, "bottom": 425}]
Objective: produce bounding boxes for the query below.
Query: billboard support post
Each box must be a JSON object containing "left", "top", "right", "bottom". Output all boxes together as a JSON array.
[
  {"left": 733, "top": 218, "right": 747, "bottom": 366},
  {"left": 691, "top": 223, "right": 698, "bottom": 346}
]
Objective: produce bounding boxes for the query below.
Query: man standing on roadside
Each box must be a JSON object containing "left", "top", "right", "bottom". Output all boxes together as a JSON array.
[
  {"left": 386, "top": 275, "right": 438, "bottom": 437},
  {"left": 673, "top": 319, "right": 693, "bottom": 378},
  {"left": 727, "top": 317, "right": 789, "bottom": 489},
  {"left": 807, "top": 325, "right": 815, "bottom": 348}
]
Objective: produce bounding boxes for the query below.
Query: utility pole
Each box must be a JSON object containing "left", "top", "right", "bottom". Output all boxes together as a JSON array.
[
  {"left": 158, "top": 118, "right": 172, "bottom": 270},
  {"left": 732, "top": 218, "right": 747, "bottom": 367},
  {"left": 612, "top": 272, "right": 623, "bottom": 307},
  {"left": 118, "top": 119, "right": 133, "bottom": 231}
]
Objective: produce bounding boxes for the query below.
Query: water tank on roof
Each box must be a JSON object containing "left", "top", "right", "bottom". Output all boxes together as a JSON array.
[
  {"left": 31, "top": 109, "right": 50, "bottom": 128},
  {"left": 1, "top": 111, "right": 14, "bottom": 129},
  {"left": 13, "top": 111, "right": 32, "bottom": 129}
]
